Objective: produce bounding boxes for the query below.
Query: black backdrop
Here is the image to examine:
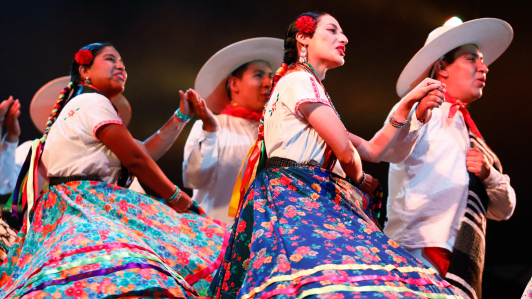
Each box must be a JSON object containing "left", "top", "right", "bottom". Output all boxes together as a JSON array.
[{"left": 1, "top": 1, "right": 530, "bottom": 296}]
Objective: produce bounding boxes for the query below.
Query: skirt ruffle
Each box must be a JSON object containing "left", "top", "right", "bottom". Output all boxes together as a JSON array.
[
  {"left": 0, "top": 181, "right": 229, "bottom": 298},
  {"left": 208, "top": 165, "right": 459, "bottom": 299}
]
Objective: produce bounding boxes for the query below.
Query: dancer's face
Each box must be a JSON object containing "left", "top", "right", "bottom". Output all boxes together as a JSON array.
[
  {"left": 306, "top": 14, "right": 348, "bottom": 69},
  {"left": 229, "top": 61, "right": 273, "bottom": 112},
  {"left": 80, "top": 46, "right": 127, "bottom": 99},
  {"left": 436, "top": 44, "right": 488, "bottom": 103}
]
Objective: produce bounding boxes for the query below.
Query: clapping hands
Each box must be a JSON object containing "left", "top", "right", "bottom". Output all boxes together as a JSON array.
[{"left": 0, "top": 96, "right": 21, "bottom": 143}]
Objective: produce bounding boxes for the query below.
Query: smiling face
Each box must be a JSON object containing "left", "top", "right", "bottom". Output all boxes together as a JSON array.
[
  {"left": 305, "top": 14, "right": 348, "bottom": 70},
  {"left": 435, "top": 44, "right": 489, "bottom": 103},
  {"left": 79, "top": 46, "right": 127, "bottom": 99},
  {"left": 228, "top": 61, "right": 273, "bottom": 112}
]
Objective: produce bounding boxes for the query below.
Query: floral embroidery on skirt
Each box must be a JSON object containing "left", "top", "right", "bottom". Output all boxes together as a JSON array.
[
  {"left": 208, "top": 166, "right": 459, "bottom": 299},
  {"left": 0, "top": 181, "right": 229, "bottom": 298}
]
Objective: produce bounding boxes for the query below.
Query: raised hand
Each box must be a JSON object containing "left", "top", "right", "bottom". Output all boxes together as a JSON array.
[
  {"left": 0, "top": 96, "right": 15, "bottom": 123},
  {"left": 394, "top": 78, "right": 445, "bottom": 122},
  {"left": 5, "top": 98, "right": 21, "bottom": 143},
  {"left": 467, "top": 148, "right": 490, "bottom": 180},
  {"left": 178, "top": 89, "right": 194, "bottom": 117},
  {"left": 185, "top": 89, "right": 218, "bottom": 132}
]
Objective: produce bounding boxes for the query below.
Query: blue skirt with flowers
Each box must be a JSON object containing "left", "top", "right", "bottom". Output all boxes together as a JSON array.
[{"left": 207, "top": 165, "right": 459, "bottom": 299}]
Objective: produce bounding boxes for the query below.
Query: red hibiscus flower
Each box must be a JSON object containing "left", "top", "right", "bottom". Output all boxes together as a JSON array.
[{"left": 75, "top": 49, "right": 93, "bottom": 65}]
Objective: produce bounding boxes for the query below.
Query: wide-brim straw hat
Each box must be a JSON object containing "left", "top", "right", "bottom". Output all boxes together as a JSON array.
[
  {"left": 195, "top": 37, "right": 284, "bottom": 113},
  {"left": 396, "top": 17, "right": 513, "bottom": 97},
  {"left": 30, "top": 76, "right": 132, "bottom": 133}
]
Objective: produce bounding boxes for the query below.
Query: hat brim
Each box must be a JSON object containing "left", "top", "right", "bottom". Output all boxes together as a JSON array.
[
  {"left": 194, "top": 37, "right": 284, "bottom": 113},
  {"left": 396, "top": 18, "right": 513, "bottom": 97},
  {"left": 30, "top": 76, "right": 132, "bottom": 133}
]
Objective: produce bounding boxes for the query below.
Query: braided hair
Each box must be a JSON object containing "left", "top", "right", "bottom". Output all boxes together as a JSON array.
[
  {"left": 41, "top": 43, "right": 113, "bottom": 144},
  {"left": 271, "top": 12, "right": 327, "bottom": 89}
]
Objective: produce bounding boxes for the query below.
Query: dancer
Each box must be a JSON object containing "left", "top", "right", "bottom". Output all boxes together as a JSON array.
[
  {"left": 183, "top": 38, "right": 283, "bottom": 224},
  {"left": 208, "top": 12, "right": 458, "bottom": 298},
  {"left": 384, "top": 18, "right": 516, "bottom": 299},
  {"left": 0, "top": 43, "right": 227, "bottom": 298}
]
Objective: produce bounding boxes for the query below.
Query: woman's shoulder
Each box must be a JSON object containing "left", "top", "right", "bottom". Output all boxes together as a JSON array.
[
  {"left": 282, "top": 71, "right": 314, "bottom": 82},
  {"left": 68, "top": 93, "right": 110, "bottom": 105},
  {"left": 64, "top": 93, "right": 114, "bottom": 112}
]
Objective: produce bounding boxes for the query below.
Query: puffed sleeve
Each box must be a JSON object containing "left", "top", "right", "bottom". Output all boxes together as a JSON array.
[
  {"left": 0, "top": 138, "right": 20, "bottom": 195},
  {"left": 182, "top": 119, "right": 220, "bottom": 189},
  {"left": 283, "top": 73, "right": 332, "bottom": 118},
  {"left": 74, "top": 94, "right": 125, "bottom": 139}
]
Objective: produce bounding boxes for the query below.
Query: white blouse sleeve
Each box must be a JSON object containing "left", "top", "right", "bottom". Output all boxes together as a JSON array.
[
  {"left": 78, "top": 95, "right": 124, "bottom": 139},
  {"left": 284, "top": 73, "right": 332, "bottom": 118}
]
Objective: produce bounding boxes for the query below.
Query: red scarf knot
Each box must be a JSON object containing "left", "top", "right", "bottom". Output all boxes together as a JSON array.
[
  {"left": 220, "top": 106, "right": 262, "bottom": 122},
  {"left": 444, "top": 92, "right": 482, "bottom": 139}
]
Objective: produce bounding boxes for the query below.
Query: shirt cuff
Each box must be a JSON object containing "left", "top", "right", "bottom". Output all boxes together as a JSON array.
[
  {"left": 482, "top": 165, "right": 503, "bottom": 189},
  {"left": 404, "top": 103, "right": 427, "bottom": 141},
  {"left": 203, "top": 129, "right": 218, "bottom": 140},
  {"left": 2, "top": 135, "right": 19, "bottom": 152}
]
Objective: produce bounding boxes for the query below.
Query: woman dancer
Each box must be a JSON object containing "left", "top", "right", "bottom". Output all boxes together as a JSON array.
[
  {"left": 0, "top": 43, "right": 227, "bottom": 298},
  {"left": 208, "top": 13, "right": 459, "bottom": 298}
]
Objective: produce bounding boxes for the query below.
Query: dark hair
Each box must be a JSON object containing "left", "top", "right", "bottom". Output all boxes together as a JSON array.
[
  {"left": 225, "top": 59, "right": 272, "bottom": 100},
  {"left": 283, "top": 12, "right": 327, "bottom": 66},
  {"left": 70, "top": 42, "right": 114, "bottom": 83},
  {"left": 430, "top": 45, "right": 462, "bottom": 79},
  {"left": 42, "top": 43, "right": 113, "bottom": 143}
]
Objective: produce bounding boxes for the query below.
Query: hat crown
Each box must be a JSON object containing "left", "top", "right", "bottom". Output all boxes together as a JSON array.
[{"left": 425, "top": 26, "right": 453, "bottom": 46}]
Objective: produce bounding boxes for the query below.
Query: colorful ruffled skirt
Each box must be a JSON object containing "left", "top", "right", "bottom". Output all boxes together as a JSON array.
[
  {"left": 207, "top": 165, "right": 459, "bottom": 298},
  {"left": 0, "top": 181, "right": 229, "bottom": 298}
]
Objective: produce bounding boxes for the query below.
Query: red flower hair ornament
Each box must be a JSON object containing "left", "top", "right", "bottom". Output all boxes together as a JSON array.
[
  {"left": 75, "top": 49, "right": 93, "bottom": 65},
  {"left": 295, "top": 16, "right": 316, "bottom": 34}
]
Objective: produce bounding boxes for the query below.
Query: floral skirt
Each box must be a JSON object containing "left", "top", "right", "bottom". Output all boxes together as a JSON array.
[
  {"left": 0, "top": 181, "right": 229, "bottom": 298},
  {"left": 207, "top": 165, "right": 459, "bottom": 299}
]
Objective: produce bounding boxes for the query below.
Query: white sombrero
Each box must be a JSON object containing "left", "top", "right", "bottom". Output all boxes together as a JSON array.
[
  {"left": 396, "top": 17, "right": 513, "bottom": 97},
  {"left": 195, "top": 37, "right": 284, "bottom": 113},
  {"left": 30, "top": 76, "right": 132, "bottom": 133}
]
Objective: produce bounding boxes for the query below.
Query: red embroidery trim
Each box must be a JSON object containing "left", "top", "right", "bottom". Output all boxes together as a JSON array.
[
  {"left": 93, "top": 120, "right": 124, "bottom": 139},
  {"left": 294, "top": 77, "right": 331, "bottom": 117}
]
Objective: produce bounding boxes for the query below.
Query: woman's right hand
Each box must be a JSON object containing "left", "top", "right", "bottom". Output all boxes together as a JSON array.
[
  {"left": 168, "top": 191, "right": 193, "bottom": 213},
  {"left": 185, "top": 89, "right": 218, "bottom": 132},
  {"left": 394, "top": 78, "right": 445, "bottom": 122},
  {"left": 403, "top": 78, "right": 445, "bottom": 105},
  {"left": 358, "top": 173, "right": 380, "bottom": 198},
  {"left": 0, "top": 96, "right": 14, "bottom": 121}
]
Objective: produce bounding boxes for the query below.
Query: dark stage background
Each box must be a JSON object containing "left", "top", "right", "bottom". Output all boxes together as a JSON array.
[{"left": 1, "top": 1, "right": 530, "bottom": 296}]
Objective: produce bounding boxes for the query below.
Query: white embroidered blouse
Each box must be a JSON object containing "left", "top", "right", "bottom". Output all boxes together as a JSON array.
[
  {"left": 264, "top": 71, "right": 338, "bottom": 164},
  {"left": 40, "top": 93, "right": 125, "bottom": 184}
]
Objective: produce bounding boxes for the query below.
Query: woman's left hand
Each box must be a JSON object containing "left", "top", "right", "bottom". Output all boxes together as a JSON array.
[
  {"left": 179, "top": 89, "right": 194, "bottom": 117},
  {"left": 168, "top": 191, "right": 193, "bottom": 213},
  {"left": 358, "top": 173, "right": 380, "bottom": 198}
]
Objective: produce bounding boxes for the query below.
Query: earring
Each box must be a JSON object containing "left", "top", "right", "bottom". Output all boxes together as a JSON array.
[
  {"left": 85, "top": 77, "right": 91, "bottom": 85},
  {"left": 299, "top": 45, "right": 307, "bottom": 63}
]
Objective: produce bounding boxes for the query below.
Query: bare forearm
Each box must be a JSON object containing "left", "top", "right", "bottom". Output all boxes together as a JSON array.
[
  {"left": 136, "top": 115, "right": 187, "bottom": 161},
  {"left": 123, "top": 152, "right": 175, "bottom": 199},
  {"left": 350, "top": 101, "right": 418, "bottom": 163}
]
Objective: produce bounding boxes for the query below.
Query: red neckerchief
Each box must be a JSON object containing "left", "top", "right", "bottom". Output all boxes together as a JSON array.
[
  {"left": 220, "top": 106, "right": 261, "bottom": 122},
  {"left": 445, "top": 92, "right": 482, "bottom": 139}
]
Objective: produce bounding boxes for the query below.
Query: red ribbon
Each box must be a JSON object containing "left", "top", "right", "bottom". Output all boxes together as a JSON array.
[
  {"left": 220, "top": 106, "right": 262, "bottom": 122},
  {"left": 445, "top": 92, "right": 482, "bottom": 139}
]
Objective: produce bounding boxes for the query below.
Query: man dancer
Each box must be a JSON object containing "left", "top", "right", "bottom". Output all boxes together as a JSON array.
[
  {"left": 383, "top": 18, "right": 516, "bottom": 299},
  {"left": 183, "top": 38, "right": 283, "bottom": 224}
]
